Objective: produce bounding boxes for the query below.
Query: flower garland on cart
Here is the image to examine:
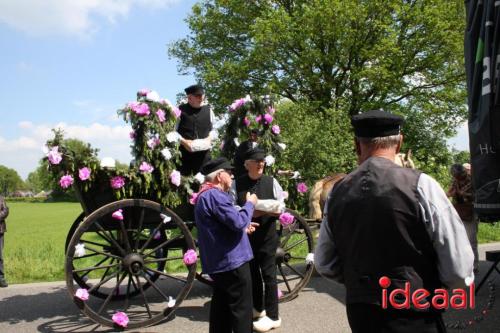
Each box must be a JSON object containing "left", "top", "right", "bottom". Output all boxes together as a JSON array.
[{"left": 45, "top": 89, "right": 200, "bottom": 208}]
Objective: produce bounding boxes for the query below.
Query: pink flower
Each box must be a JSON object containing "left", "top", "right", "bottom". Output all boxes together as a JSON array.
[
  {"left": 277, "top": 289, "right": 284, "bottom": 298},
  {"left": 78, "top": 167, "right": 91, "bottom": 181},
  {"left": 267, "top": 106, "right": 276, "bottom": 115},
  {"left": 129, "top": 131, "right": 136, "bottom": 139},
  {"left": 59, "top": 174, "right": 74, "bottom": 189},
  {"left": 271, "top": 125, "right": 280, "bottom": 135},
  {"left": 263, "top": 113, "right": 273, "bottom": 124},
  {"left": 229, "top": 98, "right": 247, "bottom": 111},
  {"left": 156, "top": 109, "right": 166, "bottom": 123},
  {"left": 170, "top": 170, "right": 181, "bottom": 187},
  {"left": 153, "top": 231, "right": 161, "bottom": 240},
  {"left": 139, "top": 162, "right": 154, "bottom": 173},
  {"left": 183, "top": 249, "right": 198, "bottom": 265},
  {"left": 171, "top": 107, "right": 181, "bottom": 118},
  {"left": 75, "top": 288, "right": 89, "bottom": 301},
  {"left": 255, "top": 115, "right": 262, "bottom": 123},
  {"left": 112, "top": 311, "right": 129, "bottom": 328},
  {"left": 189, "top": 192, "right": 199, "bottom": 205},
  {"left": 279, "top": 212, "right": 295, "bottom": 227},
  {"left": 243, "top": 117, "right": 250, "bottom": 127},
  {"left": 129, "top": 102, "right": 150, "bottom": 116},
  {"left": 147, "top": 137, "right": 160, "bottom": 149},
  {"left": 110, "top": 176, "right": 126, "bottom": 189},
  {"left": 297, "top": 182, "right": 308, "bottom": 193},
  {"left": 112, "top": 209, "right": 123, "bottom": 220},
  {"left": 47, "top": 146, "right": 62, "bottom": 165},
  {"left": 138, "top": 88, "right": 149, "bottom": 96}
]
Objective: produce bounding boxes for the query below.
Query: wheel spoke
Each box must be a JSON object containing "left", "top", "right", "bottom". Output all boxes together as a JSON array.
[
  {"left": 283, "top": 262, "right": 305, "bottom": 279},
  {"left": 144, "top": 267, "right": 187, "bottom": 284},
  {"left": 143, "top": 235, "right": 183, "bottom": 258},
  {"left": 143, "top": 273, "right": 171, "bottom": 302},
  {"left": 134, "top": 275, "right": 153, "bottom": 319},
  {"left": 290, "top": 256, "right": 307, "bottom": 260},
  {"left": 280, "top": 222, "right": 299, "bottom": 247},
  {"left": 139, "top": 219, "right": 165, "bottom": 253},
  {"left": 83, "top": 245, "right": 122, "bottom": 260},
  {"left": 72, "top": 262, "right": 119, "bottom": 273},
  {"left": 284, "top": 236, "right": 308, "bottom": 252},
  {"left": 134, "top": 207, "right": 146, "bottom": 251},
  {"left": 87, "top": 271, "right": 119, "bottom": 293},
  {"left": 79, "top": 256, "right": 110, "bottom": 279},
  {"left": 97, "top": 272, "right": 127, "bottom": 314},
  {"left": 94, "top": 221, "right": 126, "bottom": 256},
  {"left": 144, "top": 256, "right": 183, "bottom": 264},
  {"left": 81, "top": 239, "right": 109, "bottom": 248},
  {"left": 278, "top": 265, "right": 292, "bottom": 292},
  {"left": 97, "top": 258, "right": 115, "bottom": 283},
  {"left": 72, "top": 252, "right": 101, "bottom": 260},
  {"left": 118, "top": 219, "right": 132, "bottom": 253}
]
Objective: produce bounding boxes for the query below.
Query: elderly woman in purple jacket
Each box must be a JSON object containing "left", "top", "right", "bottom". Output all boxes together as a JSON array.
[{"left": 194, "top": 157, "right": 259, "bottom": 333}]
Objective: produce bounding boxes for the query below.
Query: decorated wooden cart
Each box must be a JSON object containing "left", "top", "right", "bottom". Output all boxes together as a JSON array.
[{"left": 46, "top": 90, "right": 315, "bottom": 329}]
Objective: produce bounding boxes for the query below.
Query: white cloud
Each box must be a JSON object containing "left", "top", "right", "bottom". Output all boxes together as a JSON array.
[
  {"left": 0, "top": 121, "right": 133, "bottom": 179},
  {"left": 0, "top": 0, "right": 180, "bottom": 38}
]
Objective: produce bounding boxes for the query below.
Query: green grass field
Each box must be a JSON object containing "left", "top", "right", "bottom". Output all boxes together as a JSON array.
[{"left": 2, "top": 202, "right": 500, "bottom": 284}]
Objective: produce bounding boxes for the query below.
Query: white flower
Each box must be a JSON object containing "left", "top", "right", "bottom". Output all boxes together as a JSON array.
[
  {"left": 161, "top": 148, "right": 172, "bottom": 160},
  {"left": 265, "top": 155, "right": 275, "bottom": 166},
  {"left": 75, "top": 243, "right": 86, "bottom": 257},
  {"left": 194, "top": 172, "right": 205, "bottom": 183},
  {"left": 251, "top": 142, "right": 258, "bottom": 149},
  {"left": 167, "top": 296, "right": 176, "bottom": 308},
  {"left": 209, "top": 130, "right": 218, "bottom": 140},
  {"left": 146, "top": 90, "right": 160, "bottom": 102},
  {"left": 160, "top": 214, "right": 172, "bottom": 224},
  {"left": 277, "top": 143, "right": 287, "bottom": 151},
  {"left": 306, "top": 253, "right": 315, "bottom": 264},
  {"left": 101, "top": 157, "right": 116, "bottom": 169},
  {"left": 244, "top": 94, "right": 252, "bottom": 102},
  {"left": 233, "top": 138, "right": 240, "bottom": 147},
  {"left": 291, "top": 171, "right": 300, "bottom": 179},
  {"left": 167, "top": 131, "right": 181, "bottom": 143}
]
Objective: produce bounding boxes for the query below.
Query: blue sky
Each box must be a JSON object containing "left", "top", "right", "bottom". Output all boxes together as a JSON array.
[{"left": 0, "top": 0, "right": 468, "bottom": 179}]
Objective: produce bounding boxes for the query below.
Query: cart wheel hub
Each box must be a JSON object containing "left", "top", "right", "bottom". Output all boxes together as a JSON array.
[
  {"left": 123, "top": 253, "right": 144, "bottom": 275},
  {"left": 275, "top": 247, "right": 285, "bottom": 264}
]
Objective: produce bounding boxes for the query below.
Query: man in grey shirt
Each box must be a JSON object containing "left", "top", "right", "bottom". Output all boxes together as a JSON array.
[{"left": 315, "top": 109, "right": 473, "bottom": 333}]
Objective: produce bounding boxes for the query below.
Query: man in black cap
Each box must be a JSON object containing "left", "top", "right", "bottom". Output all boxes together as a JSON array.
[
  {"left": 194, "top": 157, "right": 258, "bottom": 333},
  {"left": 176, "top": 84, "right": 215, "bottom": 175},
  {"left": 230, "top": 147, "right": 285, "bottom": 332},
  {"left": 315, "top": 109, "right": 474, "bottom": 333},
  {"left": 234, "top": 129, "right": 260, "bottom": 178}
]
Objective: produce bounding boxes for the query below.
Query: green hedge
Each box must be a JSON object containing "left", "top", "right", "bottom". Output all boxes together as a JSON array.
[{"left": 5, "top": 197, "right": 48, "bottom": 203}]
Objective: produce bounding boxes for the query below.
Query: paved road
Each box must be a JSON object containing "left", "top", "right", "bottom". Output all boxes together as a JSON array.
[{"left": 1, "top": 243, "right": 499, "bottom": 333}]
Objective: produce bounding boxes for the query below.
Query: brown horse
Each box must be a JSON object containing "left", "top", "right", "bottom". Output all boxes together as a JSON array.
[{"left": 307, "top": 151, "right": 415, "bottom": 220}]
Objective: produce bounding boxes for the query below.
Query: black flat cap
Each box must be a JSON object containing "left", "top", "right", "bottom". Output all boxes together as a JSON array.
[
  {"left": 200, "top": 157, "right": 234, "bottom": 176},
  {"left": 351, "top": 109, "right": 404, "bottom": 138},
  {"left": 244, "top": 147, "right": 266, "bottom": 161},
  {"left": 184, "top": 84, "right": 204, "bottom": 95}
]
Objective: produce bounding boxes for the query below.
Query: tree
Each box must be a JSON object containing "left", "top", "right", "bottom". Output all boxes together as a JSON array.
[
  {"left": 170, "top": 0, "right": 467, "bottom": 174},
  {"left": 0, "top": 165, "right": 25, "bottom": 195}
]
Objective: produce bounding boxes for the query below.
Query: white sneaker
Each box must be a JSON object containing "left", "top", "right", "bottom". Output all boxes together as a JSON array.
[
  {"left": 253, "top": 316, "right": 281, "bottom": 332},
  {"left": 253, "top": 308, "right": 266, "bottom": 319}
]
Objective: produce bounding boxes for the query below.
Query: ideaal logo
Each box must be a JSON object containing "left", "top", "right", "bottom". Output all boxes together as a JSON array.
[{"left": 379, "top": 276, "right": 475, "bottom": 310}]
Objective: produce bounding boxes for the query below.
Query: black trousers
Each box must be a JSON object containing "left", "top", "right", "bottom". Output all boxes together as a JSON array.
[
  {"left": 179, "top": 147, "right": 211, "bottom": 176},
  {"left": 0, "top": 232, "right": 4, "bottom": 279},
  {"left": 209, "top": 262, "right": 253, "bottom": 333},
  {"left": 250, "top": 248, "right": 279, "bottom": 320},
  {"left": 346, "top": 303, "right": 447, "bottom": 333}
]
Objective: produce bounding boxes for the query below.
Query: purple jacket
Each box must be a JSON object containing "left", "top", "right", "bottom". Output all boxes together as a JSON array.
[{"left": 194, "top": 188, "right": 254, "bottom": 274}]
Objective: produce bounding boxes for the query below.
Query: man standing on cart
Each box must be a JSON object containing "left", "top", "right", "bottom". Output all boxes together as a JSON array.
[{"left": 176, "top": 84, "right": 215, "bottom": 176}]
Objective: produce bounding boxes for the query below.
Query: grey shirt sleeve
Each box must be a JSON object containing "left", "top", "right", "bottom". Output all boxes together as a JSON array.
[
  {"left": 417, "top": 173, "right": 475, "bottom": 288},
  {"left": 314, "top": 191, "right": 344, "bottom": 283},
  {"left": 272, "top": 178, "right": 285, "bottom": 203}
]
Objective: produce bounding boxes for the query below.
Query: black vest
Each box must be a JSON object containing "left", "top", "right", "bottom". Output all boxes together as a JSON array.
[
  {"left": 177, "top": 104, "right": 212, "bottom": 140},
  {"left": 236, "top": 174, "right": 278, "bottom": 250},
  {"left": 327, "top": 157, "right": 441, "bottom": 305}
]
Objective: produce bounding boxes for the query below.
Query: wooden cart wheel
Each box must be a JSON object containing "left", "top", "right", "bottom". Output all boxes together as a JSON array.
[
  {"left": 65, "top": 211, "right": 169, "bottom": 300},
  {"left": 65, "top": 199, "right": 197, "bottom": 329},
  {"left": 276, "top": 209, "right": 314, "bottom": 303}
]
